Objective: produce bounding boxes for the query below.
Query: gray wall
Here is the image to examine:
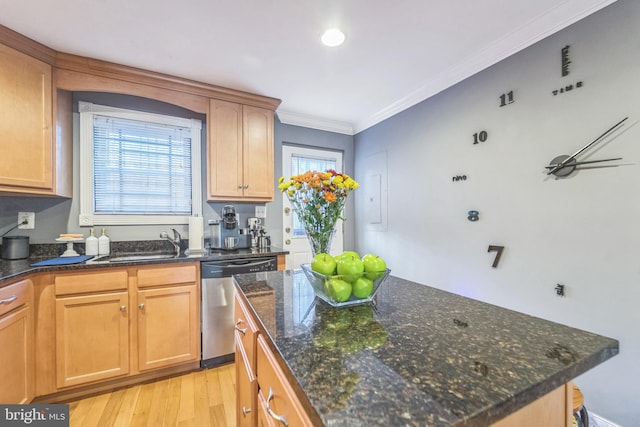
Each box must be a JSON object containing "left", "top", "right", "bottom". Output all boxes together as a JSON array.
[{"left": 354, "top": 1, "right": 638, "bottom": 424}]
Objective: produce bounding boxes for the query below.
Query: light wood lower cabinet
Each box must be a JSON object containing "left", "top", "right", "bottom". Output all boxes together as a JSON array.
[
  {"left": 55, "top": 291, "right": 129, "bottom": 388},
  {"left": 256, "top": 335, "right": 313, "bottom": 427},
  {"left": 136, "top": 282, "right": 199, "bottom": 371},
  {"left": 51, "top": 263, "right": 200, "bottom": 391},
  {"left": 0, "top": 279, "right": 34, "bottom": 404},
  {"left": 236, "top": 331, "right": 257, "bottom": 427}
]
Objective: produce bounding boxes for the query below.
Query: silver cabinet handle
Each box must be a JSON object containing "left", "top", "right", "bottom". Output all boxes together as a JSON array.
[
  {"left": 242, "top": 406, "right": 252, "bottom": 417},
  {"left": 0, "top": 295, "right": 17, "bottom": 304},
  {"left": 235, "top": 319, "right": 247, "bottom": 335},
  {"left": 266, "top": 387, "right": 287, "bottom": 426},
  {"left": 138, "top": 303, "right": 145, "bottom": 310},
  {"left": 120, "top": 305, "right": 126, "bottom": 311},
  {"left": 238, "top": 185, "right": 243, "bottom": 189}
]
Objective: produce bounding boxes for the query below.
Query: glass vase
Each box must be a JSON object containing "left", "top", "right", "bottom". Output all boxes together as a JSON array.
[{"left": 305, "top": 225, "right": 337, "bottom": 257}]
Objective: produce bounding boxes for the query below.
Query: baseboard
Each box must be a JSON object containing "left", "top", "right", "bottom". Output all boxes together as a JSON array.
[{"left": 590, "top": 412, "right": 623, "bottom": 427}]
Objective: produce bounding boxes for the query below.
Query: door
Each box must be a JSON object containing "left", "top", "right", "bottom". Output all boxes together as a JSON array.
[{"left": 282, "top": 145, "right": 344, "bottom": 269}]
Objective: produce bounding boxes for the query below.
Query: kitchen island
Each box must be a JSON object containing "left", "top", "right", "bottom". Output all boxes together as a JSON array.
[{"left": 234, "top": 269, "right": 618, "bottom": 426}]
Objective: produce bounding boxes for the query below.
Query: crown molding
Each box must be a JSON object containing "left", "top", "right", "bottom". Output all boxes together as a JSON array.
[
  {"left": 277, "top": 110, "right": 354, "bottom": 135},
  {"left": 353, "top": 0, "right": 618, "bottom": 134}
]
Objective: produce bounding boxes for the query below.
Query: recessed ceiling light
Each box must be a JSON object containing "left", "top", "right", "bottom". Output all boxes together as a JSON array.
[{"left": 321, "top": 28, "right": 345, "bottom": 47}]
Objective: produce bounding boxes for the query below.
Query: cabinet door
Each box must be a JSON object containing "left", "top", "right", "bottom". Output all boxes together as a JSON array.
[
  {"left": 0, "top": 305, "right": 34, "bottom": 403},
  {"left": 236, "top": 332, "right": 257, "bottom": 427},
  {"left": 256, "top": 335, "right": 313, "bottom": 427},
  {"left": 137, "top": 284, "right": 199, "bottom": 371},
  {"left": 208, "top": 99, "right": 244, "bottom": 199},
  {"left": 55, "top": 292, "right": 129, "bottom": 388},
  {"left": 0, "top": 43, "right": 53, "bottom": 192},
  {"left": 242, "top": 105, "right": 274, "bottom": 201}
]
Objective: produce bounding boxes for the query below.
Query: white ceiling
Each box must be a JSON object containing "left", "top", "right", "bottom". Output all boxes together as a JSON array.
[{"left": 0, "top": 0, "right": 617, "bottom": 134}]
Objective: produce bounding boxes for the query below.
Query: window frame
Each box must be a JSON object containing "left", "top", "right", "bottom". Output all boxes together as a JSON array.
[{"left": 78, "top": 101, "right": 202, "bottom": 226}]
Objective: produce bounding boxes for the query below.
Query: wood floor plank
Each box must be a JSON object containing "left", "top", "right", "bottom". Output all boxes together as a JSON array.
[
  {"left": 112, "top": 386, "right": 141, "bottom": 427},
  {"left": 79, "top": 392, "right": 112, "bottom": 427},
  {"left": 177, "top": 372, "right": 195, "bottom": 422},
  {"left": 129, "top": 381, "right": 156, "bottom": 427},
  {"left": 97, "top": 387, "right": 128, "bottom": 426},
  {"left": 146, "top": 378, "right": 170, "bottom": 427},
  {"left": 193, "top": 368, "right": 212, "bottom": 426},
  {"left": 162, "top": 375, "right": 182, "bottom": 427},
  {"left": 218, "top": 364, "right": 236, "bottom": 426},
  {"left": 66, "top": 365, "right": 237, "bottom": 427}
]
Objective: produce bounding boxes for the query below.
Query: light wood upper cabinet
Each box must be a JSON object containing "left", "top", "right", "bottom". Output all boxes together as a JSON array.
[
  {"left": 0, "top": 43, "right": 53, "bottom": 193},
  {"left": 0, "top": 279, "right": 34, "bottom": 404},
  {"left": 0, "top": 42, "right": 71, "bottom": 197},
  {"left": 207, "top": 99, "right": 275, "bottom": 202}
]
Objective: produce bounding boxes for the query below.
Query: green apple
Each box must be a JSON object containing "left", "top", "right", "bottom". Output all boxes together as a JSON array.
[
  {"left": 362, "top": 253, "right": 387, "bottom": 279},
  {"left": 311, "top": 253, "right": 337, "bottom": 276},
  {"left": 352, "top": 276, "right": 374, "bottom": 299},
  {"left": 336, "top": 255, "right": 364, "bottom": 283},
  {"left": 335, "top": 250, "right": 360, "bottom": 262},
  {"left": 325, "top": 278, "right": 352, "bottom": 302}
]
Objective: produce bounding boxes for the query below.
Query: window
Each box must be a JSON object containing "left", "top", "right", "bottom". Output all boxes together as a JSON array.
[{"left": 79, "top": 101, "right": 202, "bottom": 226}]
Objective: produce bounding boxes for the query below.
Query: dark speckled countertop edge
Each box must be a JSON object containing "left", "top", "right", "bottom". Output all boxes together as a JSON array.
[
  {"left": 234, "top": 270, "right": 619, "bottom": 427},
  {"left": 0, "top": 246, "right": 288, "bottom": 287}
]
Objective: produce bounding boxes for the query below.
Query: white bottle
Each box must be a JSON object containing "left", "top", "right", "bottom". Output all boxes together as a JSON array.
[
  {"left": 98, "top": 228, "right": 110, "bottom": 256},
  {"left": 85, "top": 229, "right": 99, "bottom": 256}
]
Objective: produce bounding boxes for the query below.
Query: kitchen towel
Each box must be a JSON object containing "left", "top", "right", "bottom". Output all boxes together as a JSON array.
[
  {"left": 188, "top": 216, "right": 205, "bottom": 254},
  {"left": 31, "top": 255, "right": 93, "bottom": 267}
]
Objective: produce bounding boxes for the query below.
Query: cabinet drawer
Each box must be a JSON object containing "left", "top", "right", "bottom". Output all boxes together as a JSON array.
[
  {"left": 256, "top": 335, "right": 312, "bottom": 427},
  {"left": 137, "top": 264, "right": 197, "bottom": 288},
  {"left": 235, "top": 293, "right": 259, "bottom": 371},
  {"left": 55, "top": 270, "right": 128, "bottom": 295},
  {"left": 0, "top": 279, "right": 32, "bottom": 317}
]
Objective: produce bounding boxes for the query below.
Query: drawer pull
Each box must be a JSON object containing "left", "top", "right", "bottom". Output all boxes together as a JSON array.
[
  {"left": 120, "top": 305, "right": 126, "bottom": 311},
  {"left": 235, "top": 319, "right": 247, "bottom": 335},
  {"left": 242, "top": 406, "right": 252, "bottom": 417},
  {"left": 266, "top": 387, "right": 288, "bottom": 426},
  {"left": 0, "top": 295, "right": 17, "bottom": 304},
  {"left": 138, "top": 303, "right": 145, "bottom": 310}
]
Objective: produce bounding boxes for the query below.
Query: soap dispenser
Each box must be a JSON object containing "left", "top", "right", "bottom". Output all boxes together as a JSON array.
[
  {"left": 85, "top": 229, "right": 99, "bottom": 256},
  {"left": 98, "top": 228, "right": 110, "bottom": 255}
]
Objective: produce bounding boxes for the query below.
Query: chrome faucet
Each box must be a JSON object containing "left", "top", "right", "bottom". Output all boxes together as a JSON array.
[{"left": 160, "top": 228, "right": 183, "bottom": 256}]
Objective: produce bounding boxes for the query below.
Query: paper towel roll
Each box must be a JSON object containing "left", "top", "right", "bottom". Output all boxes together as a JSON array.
[{"left": 188, "top": 216, "right": 204, "bottom": 253}]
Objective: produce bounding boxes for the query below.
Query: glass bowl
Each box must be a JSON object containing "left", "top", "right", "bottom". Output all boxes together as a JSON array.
[{"left": 300, "top": 263, "right": 391, "bottom": 308}]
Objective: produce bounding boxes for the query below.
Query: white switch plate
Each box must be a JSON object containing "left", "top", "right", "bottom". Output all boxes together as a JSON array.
[
  {"left": 255, "top": 206, "right": 267, "bottom": 218},
  {"left": 18, "top": 212, "right": 35, "bottom": 229}
]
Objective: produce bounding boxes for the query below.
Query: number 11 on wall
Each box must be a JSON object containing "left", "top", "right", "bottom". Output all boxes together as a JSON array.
[{"left": 499, "top": 91, "right": 515, "bottom": 107}]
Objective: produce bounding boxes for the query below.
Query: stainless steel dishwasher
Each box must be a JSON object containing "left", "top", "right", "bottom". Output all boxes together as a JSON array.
[{"left": 200, "top": 256, "right": 277, "bottom": 368}]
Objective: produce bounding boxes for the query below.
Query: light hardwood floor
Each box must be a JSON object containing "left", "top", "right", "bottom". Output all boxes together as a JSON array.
[{"left": 67, "top": 364, "right": 236, "bottom": 427}]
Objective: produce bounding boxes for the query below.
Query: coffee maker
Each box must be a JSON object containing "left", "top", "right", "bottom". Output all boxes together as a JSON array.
[{"left": 209, "top": 205, "right": 250, "bottom": 250}]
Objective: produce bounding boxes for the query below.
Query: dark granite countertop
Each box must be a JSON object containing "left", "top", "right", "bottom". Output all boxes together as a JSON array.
[
  {"left": 0, "top": 245, "right": 287, "bottom": 286},
  {"left": 234, "top": 269, "right": 619, "bottom": 427}
]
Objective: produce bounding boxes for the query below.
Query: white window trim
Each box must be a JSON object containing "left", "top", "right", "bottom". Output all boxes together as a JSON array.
[{"left": 78, "top": 101, "right": 202, "bottom": 226}]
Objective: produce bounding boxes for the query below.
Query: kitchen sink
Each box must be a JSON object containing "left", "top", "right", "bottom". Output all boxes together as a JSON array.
[{"left": 87, "top": 253, "right": 177, "bottom": 263}]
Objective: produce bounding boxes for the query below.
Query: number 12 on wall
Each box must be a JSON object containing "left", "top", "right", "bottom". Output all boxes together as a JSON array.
[{"left": 499, "top": 91, "right": 515, "bottom": 107}]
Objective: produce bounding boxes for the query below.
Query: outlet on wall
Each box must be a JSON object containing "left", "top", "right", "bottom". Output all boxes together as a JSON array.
[
  {"left": 18, "top": 212, "right": 35, "bottom": 229},
  {"left": 255, "top": 206, "right": 267, "bottom": 218}
]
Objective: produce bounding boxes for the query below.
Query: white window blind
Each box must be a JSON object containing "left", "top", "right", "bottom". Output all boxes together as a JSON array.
[
  {"left": 93, "top": 115, "right": 192, "bottom": 214},
  {"left": 79, "top": 102, "right": 202, "bottom": 226}
]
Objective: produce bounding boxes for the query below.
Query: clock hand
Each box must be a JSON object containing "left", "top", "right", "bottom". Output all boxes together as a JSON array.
[
  {"left": 545, "top": 157, "right": 622, "bottom": 169},
  {"left": 547, "top": 117, "right": 628, "bottom": 175}
]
